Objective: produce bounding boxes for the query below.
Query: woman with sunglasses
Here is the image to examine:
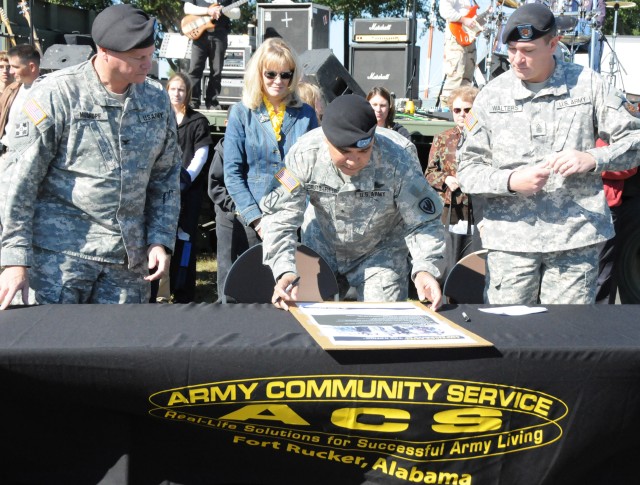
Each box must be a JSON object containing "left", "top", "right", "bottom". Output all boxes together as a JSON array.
[
  {"left": 425, "top": 85, "right": 478, "bottom": 225},
  {"left": 366, "top": 86, "right": 411, "bottom": 141},
  {"left": 224, "top": 37, "right": 318, "bottom": 251}
]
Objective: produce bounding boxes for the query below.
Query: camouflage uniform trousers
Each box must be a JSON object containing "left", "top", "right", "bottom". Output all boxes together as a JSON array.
[
  {"left": 303, "top": 217, "right": 410, "bottom": 301},
  {"left": 31, "top": 247, "right": 150, "bottom": 304},
  {"left": 441, "top": 35, "right": 476, "bottom": 106},
  {"left": 485, "top": 244, "right": 600, "bottom": 305}
]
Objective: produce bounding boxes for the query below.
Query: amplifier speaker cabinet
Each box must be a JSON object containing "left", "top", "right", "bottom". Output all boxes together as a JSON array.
[
  {"left": 299, "top": 48, "right": 364, "bottom": 103},
  {"left": 40, "top": 44, "right": 94, "bottom": 71},
  {"left": 222, "top": 46, "right": 252, "bottom": 75},
  {"left": 217, "top": 75, "right": 244, "bottom": 106},
  {"left": 257, "top": 2, "right": 331, "bottom": 54},
  {"left": 350, "top": 43, "right": 420, "bottom": 100},
  {"left": 353, "top": 18, "right": 414, "bottom": 43}
]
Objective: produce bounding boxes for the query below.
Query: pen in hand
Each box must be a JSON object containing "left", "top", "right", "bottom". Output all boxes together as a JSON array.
[{"left": 275, "top": 276, "right": 301, "bottom": 303}]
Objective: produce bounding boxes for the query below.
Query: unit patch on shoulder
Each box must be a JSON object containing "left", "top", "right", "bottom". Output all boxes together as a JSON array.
[
  {"left": 23, "top": 99, "right": 47, "bottom": 125},
  {"left": 275, "top": 167, "right": 300, "bottom": 192},
  {"left": 464, "top": 109, "right": 478, "bottom": 131},
  {"left": 419, "top": 197, "right": 436, "bottom": 215},
  {"left": 14, "top": 121, "right": 29, "bottom": 138}
]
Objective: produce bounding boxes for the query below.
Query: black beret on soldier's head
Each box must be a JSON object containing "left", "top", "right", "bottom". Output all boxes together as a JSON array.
[
  {"left": 92, "top": 4, "right": 156, "bottom": 52},
  {"left": 501, "top": 3, "right": 556, "bottom": 44},
  {"left": 322, "top": 95, "right": 377, "bottom": 149}
]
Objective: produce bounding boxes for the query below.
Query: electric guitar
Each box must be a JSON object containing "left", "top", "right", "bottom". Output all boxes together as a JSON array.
[
  {"left": 449, "top": 5, "right": 488, "bottom": 47},
  {"left": 181, "top": 0, "right": 249, "bottom": 40},
  {"left": 17, "top": 0, "right": 42, "bottom": 55},
  {"left": 0, "top": 8, "right": 16, "bottom": 47}
]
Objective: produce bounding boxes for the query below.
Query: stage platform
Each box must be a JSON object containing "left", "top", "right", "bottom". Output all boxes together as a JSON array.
[{"left": 199, "top": 108, "right": 455, "bottom": 142}]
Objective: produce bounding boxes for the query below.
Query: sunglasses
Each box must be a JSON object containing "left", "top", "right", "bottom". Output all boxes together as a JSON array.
[
  {"left": 263, "top": 70, "right": 294, "bottom": 81},
  {"left": 452, "top": 107, "right": 472, "bottom": 114}
]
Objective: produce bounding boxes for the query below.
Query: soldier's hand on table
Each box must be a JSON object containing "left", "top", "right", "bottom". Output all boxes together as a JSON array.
[
  {"left": 272, "top": 272, "right": 299, "bottom": 311},
  {"left": 145, "top": 244, "right": 170, "bottom": 282},
  {"left": 544, "top": 150, "right": 596, "bottom": 177},
  {"left": 0, "top": 266, "right": 29, "bottom": 310},
  {"left": 415, "top": 271, "right": 442, "bottom": 311},
  {"left": 508, "top": 164, "right": 550, "bottom": 196}
]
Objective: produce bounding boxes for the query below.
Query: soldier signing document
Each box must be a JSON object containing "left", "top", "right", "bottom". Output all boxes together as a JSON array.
[{"left": 260, "top": 95, "right": 445, "bottom": 310}]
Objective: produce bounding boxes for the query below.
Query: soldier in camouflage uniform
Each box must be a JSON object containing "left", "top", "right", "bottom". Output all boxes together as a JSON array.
[
  {"left": 260, "top": 95, "right": 445, "bottom": 310},
  {"left": 457, "top": 4, "right": 640, "bottom": 305},
  {"left": 0, "top": 5, "right": 181, "bottom": 308}
]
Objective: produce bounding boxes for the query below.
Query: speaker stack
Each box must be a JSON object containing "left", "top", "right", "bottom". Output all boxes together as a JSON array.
[
  {"left": 350, "top": 18, "right": 420, "bottom": 100},
  {"left": 211, "top": 35, "right": 255, "bottom": 107},
  {"left": 256, "top": 2, "right": 331, "bottom": 54}
]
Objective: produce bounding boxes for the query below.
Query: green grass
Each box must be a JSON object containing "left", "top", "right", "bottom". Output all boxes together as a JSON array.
[{"left": 195, "top": 254, "right": 218, "bottom": 303}]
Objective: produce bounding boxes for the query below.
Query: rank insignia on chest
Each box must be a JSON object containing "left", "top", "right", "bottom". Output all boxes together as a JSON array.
[
  {"left": 275, "top": 167, "right": 300, "bottom": 192},
  {"left": 14, "top": 122, "right": 29, "bottom": 138},
  {"left": 23, "top": 99, "right": 47, "bottom": 125}
]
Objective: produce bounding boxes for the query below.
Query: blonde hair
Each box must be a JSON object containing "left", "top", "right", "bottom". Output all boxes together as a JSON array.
[
  {"left": 242, "top": 37, "right": 303, "bottom": 109},
  {"left": 298, "top": 81, "right": 324, "bottom": 122}
]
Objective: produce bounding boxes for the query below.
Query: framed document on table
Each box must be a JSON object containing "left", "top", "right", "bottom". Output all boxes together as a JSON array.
[{"left": 290, "top": 301, "right": 492, "bottom": 350}]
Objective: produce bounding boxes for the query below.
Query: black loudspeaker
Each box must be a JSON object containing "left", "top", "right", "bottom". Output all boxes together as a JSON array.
[
  {"left": 350, "top": 43, "right": 420, "bottom": 99},
  {"left": 299, "top": 49, "right": 364, "bottom": 103},
  {"left": 256, "top": 2, "right": 331, "bottom": 54},
  {"left": 63, "top": 34, "right": 96, "bottom": 51},
  {"left": 477, "top": 54, "right": 511, "bottom": 83},
  {"left": 40, "top": 44, "right": 94, "bottom": 71}
]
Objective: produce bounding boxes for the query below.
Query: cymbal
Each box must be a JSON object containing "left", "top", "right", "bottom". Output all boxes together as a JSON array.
[
  {"left": 561, "top": 33, "right": 591, "bottom": 44},
  {"left": 556, "top": 16, "right": 578, "bottom": 31},
  {"left": 605, "top": 1, "right": 636, "bottom": 8},
  {"left": 498, "top": 0, "right": 520, "bottom": 8}
]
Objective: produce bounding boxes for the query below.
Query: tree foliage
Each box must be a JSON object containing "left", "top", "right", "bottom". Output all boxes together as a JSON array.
[{"left": 44, "top": 0, "right": 640, "bottom": 37}]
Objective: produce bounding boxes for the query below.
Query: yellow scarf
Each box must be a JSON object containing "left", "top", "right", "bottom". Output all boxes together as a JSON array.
[{"left": 263, "top": 95, "right": 286, "bottom": 141}]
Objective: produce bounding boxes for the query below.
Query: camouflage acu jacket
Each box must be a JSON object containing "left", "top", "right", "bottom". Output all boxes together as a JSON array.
[{"left": 1, "top": 60, "right": 181, "bottom": 268}]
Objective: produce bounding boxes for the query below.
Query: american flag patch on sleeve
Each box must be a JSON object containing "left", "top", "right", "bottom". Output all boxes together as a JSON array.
[
  {"left": 275, "top": 167, "right": 300, "bottom": 192},
  {"left": 464, "top": 110, "right": 478, "bottom": 132},
  {"left": 23, "top": 99, "right": 47, "bottom": 125}
]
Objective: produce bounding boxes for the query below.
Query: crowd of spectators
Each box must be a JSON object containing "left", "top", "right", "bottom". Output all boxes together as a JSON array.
[{"left": 1, "top": 3, "right": 640, "bottom": 310}]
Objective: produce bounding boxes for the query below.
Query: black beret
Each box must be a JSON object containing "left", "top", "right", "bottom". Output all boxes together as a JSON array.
[
  {"left": 501, "top": 3, "right": 556, "bottom": 44},
  {"left": 322, "top": 95, "right": 377, "bottom": 149},
  {"left": 92, "top": 4, "right": 156, "bottom": 52}
]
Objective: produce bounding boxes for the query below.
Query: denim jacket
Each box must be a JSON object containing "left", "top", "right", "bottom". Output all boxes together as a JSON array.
[{"left": 224, "top": 101, "right": 318, "bottom": 226}]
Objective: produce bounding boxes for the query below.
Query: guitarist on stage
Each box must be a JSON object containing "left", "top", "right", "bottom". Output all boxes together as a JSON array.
[
  {"left": 439, "top": 0, "right": 482, "bottom": 107},
  {"left": 183, "top": 0, "right": 240, "bottom": 110}
]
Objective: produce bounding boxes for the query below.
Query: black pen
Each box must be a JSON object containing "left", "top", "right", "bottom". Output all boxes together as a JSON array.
[
  {"left": 462, "top": 312, "right": 471, "bottom": 322},
  {"left": 275, "top": 276, "right": 301, "bottom": 303}
]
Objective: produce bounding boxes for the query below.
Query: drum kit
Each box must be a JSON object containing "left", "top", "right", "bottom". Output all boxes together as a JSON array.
[{"left": 481, "top": 0, "right": 636, "bottom": 84}]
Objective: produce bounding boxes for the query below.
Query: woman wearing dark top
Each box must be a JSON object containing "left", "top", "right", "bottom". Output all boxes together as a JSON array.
[
  {"left": 367, "top": 86, "right": 411, "bottom": 141},
  {"left": 165, "top": 72, "right": 213, "bottom": 302}
]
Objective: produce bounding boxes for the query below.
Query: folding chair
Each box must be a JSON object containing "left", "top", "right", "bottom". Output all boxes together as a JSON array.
[
  {"left": 442, "top": 249, "right": 488, "bottom": 304},
  {"left": 222, "top": 243, "right": 339, "bottom": 303}
]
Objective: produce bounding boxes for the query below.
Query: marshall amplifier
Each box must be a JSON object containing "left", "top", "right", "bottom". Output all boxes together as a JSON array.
[
  {"left": 353, "top": 18, "right": 414, "bottom": 43},
  {"left": 217, "top": 76, "right": 244, "bottom": 106},
  {"left": 222, "top": 46, "right": 252, "bottom": 75},
  {"left": 350, "top": 43, "right": 420, "bottom": 100}
]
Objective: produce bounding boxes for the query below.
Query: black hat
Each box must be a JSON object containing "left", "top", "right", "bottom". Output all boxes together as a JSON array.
[
  {"left": 322, "top": 95, "right": 377, "bottom": 149},
  {"left": 92, "top": 4, "right": 156, "bottom": 52},
  {"left": 501, "top": 3, "right": 556, "bottom": 44}
]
